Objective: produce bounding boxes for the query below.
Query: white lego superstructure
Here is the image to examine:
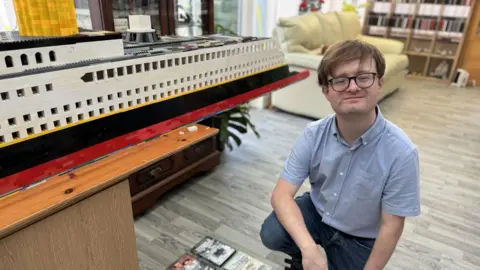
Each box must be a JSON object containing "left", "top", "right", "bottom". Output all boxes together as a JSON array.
[{"left": 0, "top": 30, "right": 287, "bottom": 145}]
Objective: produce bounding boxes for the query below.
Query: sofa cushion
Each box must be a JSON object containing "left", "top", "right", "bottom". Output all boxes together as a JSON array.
[
  {"left": 383, "top": 53, "right": 409, "bottom": 78},
  {"left": 313, "top": 12, "right": 344, "bottom": 46},
  {"left": 278, "top": 13, "right": 326, "bottom": 51},
  {"left": 335, "top": 12, "right": 362, "bottom": 40}
]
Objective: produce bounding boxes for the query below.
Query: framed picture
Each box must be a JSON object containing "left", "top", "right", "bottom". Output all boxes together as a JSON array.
[
  {"left": 191, "top": 236, "right": 236, "bottom": 267},
  {"left": 168, "top": 253, "right": 216, "bottom": 270}
]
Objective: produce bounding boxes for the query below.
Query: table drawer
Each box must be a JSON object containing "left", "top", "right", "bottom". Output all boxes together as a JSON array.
[{"left": 128, "top": 156, "right": 175, "bottom": 195}]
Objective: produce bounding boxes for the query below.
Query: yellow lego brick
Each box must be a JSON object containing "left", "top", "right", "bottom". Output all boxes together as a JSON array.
[{"left": 13, "top": 0, "right": 78, "bottom": 37}]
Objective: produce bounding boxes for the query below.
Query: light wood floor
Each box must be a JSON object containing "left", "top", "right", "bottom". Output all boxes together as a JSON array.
[{"left": 134, "top": 79, "right": 480, "bottom": 270}]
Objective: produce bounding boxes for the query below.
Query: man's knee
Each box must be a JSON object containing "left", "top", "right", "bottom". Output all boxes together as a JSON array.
[{"left": 259, "top": 212, "right": 291, "bottom": 251}]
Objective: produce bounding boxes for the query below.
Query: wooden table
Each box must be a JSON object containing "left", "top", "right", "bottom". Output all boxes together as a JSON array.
[{"left": 0, "top": 124, "right": 219, "bottom": 270}]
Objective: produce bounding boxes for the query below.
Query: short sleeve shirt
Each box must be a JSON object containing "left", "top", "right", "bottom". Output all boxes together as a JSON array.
[{"left": 280, "top": 107, "right": 421, "bottom": 239}]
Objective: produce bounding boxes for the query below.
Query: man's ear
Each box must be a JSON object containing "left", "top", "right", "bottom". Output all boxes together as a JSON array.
[
  {"left": 322, "top": 87, "right": 328, "bottom": 94},
  {"left": 378, "top": 77, "right": 384, "bottom": 88}
]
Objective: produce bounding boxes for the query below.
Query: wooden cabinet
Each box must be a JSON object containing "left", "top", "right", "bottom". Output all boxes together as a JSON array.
[
  {"left": 0, "top": 181, "right": 139, "bottom": 270},
  {"left": 0, "top": 124, "right": 219, "bottom": 269}
]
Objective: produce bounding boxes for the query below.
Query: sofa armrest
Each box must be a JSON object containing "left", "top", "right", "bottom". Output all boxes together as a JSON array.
[
  {"left": 357, "top": 35, "right": 405, "bottom": 55},
  {"left": 285, "top": 53, "right": 324, "bottom": 70}
]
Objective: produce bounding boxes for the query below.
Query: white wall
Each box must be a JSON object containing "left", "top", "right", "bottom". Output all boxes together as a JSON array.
[
  {"left": 0, "top": 0, "right": 16, "bottom": 31},
  {"left": 240, "top": 0, "right": 302, "bottom": 109}
]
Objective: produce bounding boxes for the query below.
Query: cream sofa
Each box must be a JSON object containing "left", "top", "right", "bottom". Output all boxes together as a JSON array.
[{"left": 271, "top": 11, "right": 409, "bottom": 119}]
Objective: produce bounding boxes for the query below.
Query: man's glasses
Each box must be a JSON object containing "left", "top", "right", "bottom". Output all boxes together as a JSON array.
[{"left": 328, "top": 72, "right": 377, "bottom": 92}]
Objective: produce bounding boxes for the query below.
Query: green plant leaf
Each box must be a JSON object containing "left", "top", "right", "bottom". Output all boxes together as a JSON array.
[
  {"left": 226, "top": 139, "right": 233, "bottom": 151},
  {"left": 228, "top": 123, "right": 248, "bottom": 134},
  {"left": 228, "top": 131, "right": 242, "bottom": 147},
  {"left": 214, "top": 104, "right": 261, "bottom": 151},
  {"left": 229, "top": 116, "right": 249, "bottom": 126}
]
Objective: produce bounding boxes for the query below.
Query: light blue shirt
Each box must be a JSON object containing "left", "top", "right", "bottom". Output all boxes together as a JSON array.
[{"left": 280, "top": 107, "right": 421, "bottom": 239}]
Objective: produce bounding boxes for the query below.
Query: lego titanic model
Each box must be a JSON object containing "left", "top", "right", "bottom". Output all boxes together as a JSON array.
[{"left": 0, "top": 5, "right": 307, "bottom": 196}]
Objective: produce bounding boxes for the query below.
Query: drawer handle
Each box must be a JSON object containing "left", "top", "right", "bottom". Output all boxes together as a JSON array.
[{"left": 149, "top": 167, "right": 164, "bottom": 178}]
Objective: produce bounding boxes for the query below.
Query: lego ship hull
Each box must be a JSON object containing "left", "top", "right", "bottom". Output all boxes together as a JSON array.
[
  {"left": 0, "top": 66, "right": 308, "bottom": 196},
  {"left": 0, "top": 32, "right": 308, "bottom": 196}
]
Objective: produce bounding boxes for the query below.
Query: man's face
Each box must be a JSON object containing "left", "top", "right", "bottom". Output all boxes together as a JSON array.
[{"left": 323, "top": 58, "right": 383, "bottom": 115}]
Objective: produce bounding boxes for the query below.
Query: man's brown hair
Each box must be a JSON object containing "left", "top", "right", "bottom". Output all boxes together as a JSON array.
[{"left": 317, "top": 40, "right": 386, "bottom": 88}]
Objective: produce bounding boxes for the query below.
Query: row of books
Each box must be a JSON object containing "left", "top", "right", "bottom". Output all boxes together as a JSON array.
[
  {"left": 372, "top": 3, "right": 471, "bottom": 17},
  {"left": 168, "top": 236, "right": 272, "bottom": 270},
  {"left": 368, "top": 14, "right": 467, "bottom": 32},
  {"left": 372, "top": 0, "right": 472, "bottom": 4}
]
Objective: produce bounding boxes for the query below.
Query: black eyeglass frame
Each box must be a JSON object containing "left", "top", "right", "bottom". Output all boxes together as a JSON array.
[{"left": 327, "top": 72, "right": 378, "bottom": 92}]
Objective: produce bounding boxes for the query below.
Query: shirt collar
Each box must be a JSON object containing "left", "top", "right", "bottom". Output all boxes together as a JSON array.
[{"left": 332, "top": 106, "right": 386, "bottom": 146}]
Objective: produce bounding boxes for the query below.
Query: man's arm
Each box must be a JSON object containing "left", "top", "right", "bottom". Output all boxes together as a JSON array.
[
  {"left": 364, "top": 148, "right": 421, "bottom": 270},
  {"left": 271, "top": 126, "right": 316, "bottom": 250},
  {"left": 363, "top": 213, "right": 405, "bottom": 270},
  {"left": 271, "top": 179, "right": 317, "bottom": 250}
]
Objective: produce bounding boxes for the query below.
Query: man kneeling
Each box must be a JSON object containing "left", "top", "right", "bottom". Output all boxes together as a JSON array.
[{"left": 259, "top": 40, "right": 421, "bottom": 270}]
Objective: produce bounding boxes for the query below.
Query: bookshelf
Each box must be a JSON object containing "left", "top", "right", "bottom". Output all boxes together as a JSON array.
[{"left": 362, "top": 0, "right": 476, "bottom": 83}]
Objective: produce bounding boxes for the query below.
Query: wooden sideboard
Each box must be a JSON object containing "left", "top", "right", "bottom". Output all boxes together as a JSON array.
[{"left": 0, "top": 124, "right": 219, "bottom": 270}]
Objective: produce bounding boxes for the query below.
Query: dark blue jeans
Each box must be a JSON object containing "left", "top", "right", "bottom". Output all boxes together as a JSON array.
[{"left": 260, "top": 192, "right": 375, "bottom": 270}]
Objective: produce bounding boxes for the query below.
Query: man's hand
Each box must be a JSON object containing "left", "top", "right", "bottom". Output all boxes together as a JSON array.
[{"left": 301, "top": 245, "right": 328, "bottom": 270}]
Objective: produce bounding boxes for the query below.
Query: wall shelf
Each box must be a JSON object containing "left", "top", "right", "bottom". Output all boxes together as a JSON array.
[{"left": 362, "top": 0, "right": 476, "bottom": 83}]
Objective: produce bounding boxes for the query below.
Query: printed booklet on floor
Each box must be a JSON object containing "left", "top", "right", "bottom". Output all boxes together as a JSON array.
[
  {"left": 191, "top": 236, "right": 236, "bottom": 267},
  {"left": 168, "top": 236, "right": 273, "bottom": 270},
  {"left": 167, "top": 253, "right": 216, "bottom": 270}
]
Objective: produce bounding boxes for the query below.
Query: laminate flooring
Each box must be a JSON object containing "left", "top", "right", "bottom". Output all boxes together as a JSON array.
[{"left": 134, "top": 79, "right": 480, "bottom": 270}]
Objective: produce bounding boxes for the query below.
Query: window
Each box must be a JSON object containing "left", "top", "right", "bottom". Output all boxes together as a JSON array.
[
  {"left": 96, "top": 70, "right": 104, "bottom": 80},
  {"left": 16, "top": 89, "right": 24, "bottom": 97},
  {"left": 5, "top": 56, "right": 13, "bottom": 68},
  {"left": 8, "top": 118, "right": 16, "bottom": 126},
  {"left": 21, "top": 54, "right": 29, "bottom": 66},
  {"left": 107, "top": 69, "right": 114, "bottom": 78},
  {"left": 35, "top": 52, "right": 43, "bottom": 63},
  {"left": 117, "top": 67, "right": 124, "bottom": 76},
  {"left": 49, "top": 51, "right": 56, "bottom": 62}
]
